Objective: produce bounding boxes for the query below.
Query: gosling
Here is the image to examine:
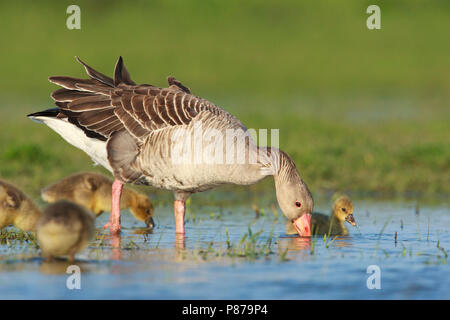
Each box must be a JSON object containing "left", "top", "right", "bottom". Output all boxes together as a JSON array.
[
  {"left": 36, "top": 200, "right": 95, "bottom": 262},
  {"left": 286, "top": 196, "right": 356, "bottom": 236},
  {"left": 41, "top": 172, "right": 154, "bottom": 227},
  {"left": 0, "top": 180, "right": 41, "bottom": 231}
]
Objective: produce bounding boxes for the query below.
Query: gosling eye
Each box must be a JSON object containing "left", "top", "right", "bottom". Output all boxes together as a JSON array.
[
  {"left": 341, "top": 207, "right": 347, "bottom": 212},
  {"left": 295, "top": 202, "right": 301, "bottom": 208}
]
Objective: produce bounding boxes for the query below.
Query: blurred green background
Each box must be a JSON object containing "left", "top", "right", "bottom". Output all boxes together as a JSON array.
[{"left": 0, "top": 0, "right": 449, "bottom": 200}]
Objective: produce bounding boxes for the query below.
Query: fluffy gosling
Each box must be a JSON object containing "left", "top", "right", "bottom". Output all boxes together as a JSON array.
[
  {"left": 0, "top": 180, "right": 41, "bottom": 231},
  {"left": 41, "top": 172, "right": 154, "bottom": 227},
  {"left": 36, "top": 200, "right": 95, "bottom": 262}
]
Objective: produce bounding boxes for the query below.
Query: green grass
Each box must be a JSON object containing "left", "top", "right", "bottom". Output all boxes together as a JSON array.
[{"left": 0, "top": 1, "right": 449, "bottom": 199}]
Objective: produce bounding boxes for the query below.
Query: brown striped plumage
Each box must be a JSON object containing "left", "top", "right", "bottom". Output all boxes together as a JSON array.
[{"left": 49, "top": 57, "right": 225, "bottom": 146}]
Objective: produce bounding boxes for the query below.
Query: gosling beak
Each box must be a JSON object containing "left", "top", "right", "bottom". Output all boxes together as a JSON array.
[
  {"left": 345, "top": 214, "right": 356, "bottom": 226},
  {"left": 146, "top": 217, "right": 155, "bottom": 228},
  {"left": 293, "top": 213, "right": 312, "bottom": 237}
]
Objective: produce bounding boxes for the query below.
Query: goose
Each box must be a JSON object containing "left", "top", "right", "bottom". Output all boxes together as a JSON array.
[
  {"left": 41, "top": 172, "right": 154, "bottom": 227},
  {"left": 0, "top": 180, "right": 41, "bottom": 232},
  {"left": 286, "top": 196, "right": 356, "bottom": 236},
  {"left": 28, "top": 57, "right": 313, "bottom": 236},
  {"left": 36, "top": 200, "right": 95, "bottom": 262}
]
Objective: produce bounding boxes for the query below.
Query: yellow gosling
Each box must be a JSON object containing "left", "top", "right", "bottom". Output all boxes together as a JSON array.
[
  {"left": 41, "top": 172, "right": 154, "bottom": 227},
  {"left": 36, "top": 200, "right": 95, "bottom": 262},
  {"left": 0, "top": 180, "right": 41, "bottom": 232},
  {"left": 286, "top": 196, "right": 356, "bottom": 236}
]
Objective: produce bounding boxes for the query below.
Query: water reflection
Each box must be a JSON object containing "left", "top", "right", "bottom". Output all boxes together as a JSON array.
[
  {"left": 1, "top": 201, "right": 449, "bottom": 299},
  {"left": 277, "top": 234, "right": 353, "bottom": 257},
  {"left": 39, "top": 259, "right": 86, "bottom": 275},
  {"left": 332, "top": 236, "right": 353, "bottom": 248},
  {"left": 109, "top": 234, "right": 122, "bottom": 260},
  {"left": 175, "top": 233, "right": 186, "bottom": 261},
  {"left": 278, "top": 236, "right": 311, "bottom": 253},
  {"left": 133, "top": 227, "right": 154, "bottom": 235}
]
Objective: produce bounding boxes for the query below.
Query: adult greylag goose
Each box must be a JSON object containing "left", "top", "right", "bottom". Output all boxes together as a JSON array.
[
  {"left": 36, "top": 200, "right": 95, "bottom": 262},
  {"left": 28, "top": 57, "right": 313, "bottom": 236},
  {"left": 41, "top": 172, "right": 154, "bottom": 227},
  {"left": 286, "top": 196, "right": 356, "bottom": 236},
  {"left": 0, "top": 180, "right": 41, "bottom": 232}
]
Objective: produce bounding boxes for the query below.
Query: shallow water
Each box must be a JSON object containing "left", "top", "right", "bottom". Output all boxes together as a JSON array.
[{"left": 0, "top": 197, "right": 449, "bottom": 299}]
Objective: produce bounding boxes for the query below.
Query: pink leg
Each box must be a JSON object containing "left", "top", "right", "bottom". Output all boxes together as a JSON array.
[
  {"left": 174, "top": 200, "right": 185, "bottom": 234},
  {"left": 103, "top": 179, "right": 123, "bottom": 234}
]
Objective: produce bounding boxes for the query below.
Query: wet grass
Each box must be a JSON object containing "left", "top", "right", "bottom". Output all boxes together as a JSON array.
[{"left": 0, "top": 229, "right": 38, "bottom": 248}]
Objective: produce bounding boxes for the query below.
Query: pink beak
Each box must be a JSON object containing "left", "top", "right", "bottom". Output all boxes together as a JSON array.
[{"left": 293, "top": 213, "right": 312, "bottom": 237}]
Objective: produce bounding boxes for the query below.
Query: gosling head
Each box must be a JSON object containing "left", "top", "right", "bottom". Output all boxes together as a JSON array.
[
  {"left": 0, "top": 183, "right": 21, "bottom": 228},
  {"left": 333, "top": 196, "right": 356, "bottom": 226},
  {"left": 0, "top": 181, "right": 41, "bottom": 231},
  {"left": 129, "top": 193, "right": 154, "bottom": 228}
]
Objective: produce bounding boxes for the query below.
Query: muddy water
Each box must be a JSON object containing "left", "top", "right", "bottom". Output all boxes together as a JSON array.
[{"left": 0, "top": 198, "right": 449, "bottom": 299}]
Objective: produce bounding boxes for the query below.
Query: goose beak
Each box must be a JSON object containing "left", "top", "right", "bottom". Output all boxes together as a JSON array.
[
  {"left": 146, "top": 217, "right": 155, "bottom": 228},
  {"left": 345, "top": 214, "right": 356, "bottom": 226},
  {"left": 293, "top": 213, "right": 312, "bottom": 237}
]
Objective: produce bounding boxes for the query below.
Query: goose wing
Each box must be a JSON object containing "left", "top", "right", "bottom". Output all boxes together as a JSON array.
[{"left": 48, "top": 56, "right": 241, "bottom": 145}]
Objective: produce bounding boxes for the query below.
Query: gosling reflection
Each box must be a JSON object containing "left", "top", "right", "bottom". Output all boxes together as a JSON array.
[
  {"left": 39, "top": 258, "right": 87, "bottom": 275},
  {"left": 133, "top": 227, "right": 154, "bottom": 235},
  {"left": 327, "top": 236, "right": 353, "bottom": 248}
]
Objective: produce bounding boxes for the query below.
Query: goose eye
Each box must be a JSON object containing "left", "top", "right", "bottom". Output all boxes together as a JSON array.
[
  {"left": 295, "top": 202, "right": 301, "bottom": 208},
  {"left": 341, "top": 208, "right": 346, "bottom": 212}
]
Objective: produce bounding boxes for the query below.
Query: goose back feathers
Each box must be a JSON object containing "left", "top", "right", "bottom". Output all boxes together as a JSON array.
[{"left": 29, "top": 57, "right": 268, "bottom": 193}]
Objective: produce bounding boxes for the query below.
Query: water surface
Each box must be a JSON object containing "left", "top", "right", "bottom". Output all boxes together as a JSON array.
[{"left": 0, "top": 197, "right": 448, "bottom": 299}]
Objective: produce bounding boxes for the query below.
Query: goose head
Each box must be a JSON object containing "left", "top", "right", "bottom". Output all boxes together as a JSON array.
[
  {"left": 270, "top": 149, "right": 313, "bottom": 237},
  {"left": 276, "top": 179, "right": 313, "bottom": 237}
]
